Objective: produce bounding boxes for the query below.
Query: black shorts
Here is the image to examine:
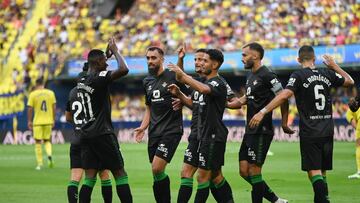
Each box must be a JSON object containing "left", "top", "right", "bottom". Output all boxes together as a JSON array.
[
  {"left": 148, "top": 133, "right": 182, "bottom": 163},
  {"left": 300, "top": 136, "right": 333, "bottom": 171},
  {"left": 70, "top": 143, "right": 82, "bottom": 169},
  {"left": 183, "top": 139, "right": 200, "bottom": 167},
  {"left": 81, "top": 134, "right": 124, "bottom": 170},
  {"left": 239, "top": 134, "right": 273, "bottom": 166},
  {"left": 198, "top": 139, "right": 226, "bottom": 171}
]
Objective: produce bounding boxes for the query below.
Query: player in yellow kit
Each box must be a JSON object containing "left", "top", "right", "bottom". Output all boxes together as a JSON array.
[
  {"left": 27, "top": 78, "right": 56, "bottom": 170},
  {"left": 346, "top": 98, "right": 360, "bottom": 179}
]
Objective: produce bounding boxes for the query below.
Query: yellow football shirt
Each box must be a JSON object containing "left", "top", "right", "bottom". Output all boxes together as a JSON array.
[
  {"left": 27, "top": 89, "right": 56, "bottom": 125},
  {"left": 346, "top": 108, "right": 360, "bottom": 139}
]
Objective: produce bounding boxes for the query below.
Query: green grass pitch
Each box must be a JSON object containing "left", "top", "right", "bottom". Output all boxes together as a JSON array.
[{"left": 0, "top": 142, "right": 359, "bottom": 203}]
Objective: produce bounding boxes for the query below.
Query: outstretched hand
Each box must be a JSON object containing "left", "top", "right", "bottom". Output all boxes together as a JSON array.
[
  {"left": 249, "top": 112, "right": 265, "bottom": 129},
  {"left": 177, "top": 42, "right": 186, "bottom": 59},
  {"left": 167, "top": 84, "right": 180, "bottom": 96},
  {"left": 134, "top": 127, "right": 145, "bottom": 143},
  {"left": 172, "top": 97, "right": 183, "bottom": 111},
  {"left": 282, "top": 125, "right": 295, "bottom": 134},
  {"left": 168, "top": 63, "right": 186, "bottom": 82},
  {"left": 107, "top": 37, "right": 118, "bottom": 56},
  {"left": 322, "top": 54, "right": 337, "bottom": 69}
]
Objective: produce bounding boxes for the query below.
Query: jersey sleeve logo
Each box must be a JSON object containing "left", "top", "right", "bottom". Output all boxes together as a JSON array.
[
  {"left": 335, "top": 73, "right": 343, "bottom": 79},
  {"left": 209, "top": 81, "right": 219, "bottom": 87},
  {"left": 99, "top": 71, "right": 108, "bottom": 77},
  {"left": 287, "top": 78, "right": 296, "bottom": 87}
]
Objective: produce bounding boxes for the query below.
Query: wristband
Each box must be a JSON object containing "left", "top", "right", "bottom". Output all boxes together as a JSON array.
[{"left": 260, "top": 108, "right": 267, "bottom": 114}]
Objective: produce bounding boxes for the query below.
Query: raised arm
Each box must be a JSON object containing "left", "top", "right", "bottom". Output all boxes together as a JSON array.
[
  {"left": 168, "top": 63, "right": 212, "bottom": 94},
  {"left": 108, "top": 37, "right": 129, "bottom": 81},
  {"left": 176, "top": 42, "right": 186, "bottom": 70},
  {"left": 323, "top": 54, "right": 354, "bottom": 87}
]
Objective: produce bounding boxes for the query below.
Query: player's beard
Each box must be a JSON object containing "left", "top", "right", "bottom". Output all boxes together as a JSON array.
[
  {"left": 244, "top": 60, "right": 254, "bottom": 70},
  {"left": 148, "top": 64, "right": 160, "bottom": 76},
  {"left": 203, "top": 67, "right": 211, "bottom": 75}
]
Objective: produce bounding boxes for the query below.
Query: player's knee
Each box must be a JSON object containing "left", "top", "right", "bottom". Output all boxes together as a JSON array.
[
  {"left": 99, "top": 170, "right": 111, "bottom": 180},
  {"left": 112, "top": 168, "right": 127, "bottom": 178},
  {"left": 248, "top": 164, "right": 262, "bottom": 176},
  {"left": 211, "top": 171, "right": 223, "bottom": 185},
  {"left": 239, "top": 166, "right": 248, "bottom": 177},
  {"left": 151, "top": 164, "right": 164, "bottom": 175},
  {"left": 181, "top": 169, "right": 193, "bottom": 178},
  {"left": 181, "top": 164, "right": 196, "bottom": 178},
  {"left": 196, "top": 169, "right": 211, "bottom": 183},
  {"left": 71, "top": 173, "right": 83, "bottom": 182}
]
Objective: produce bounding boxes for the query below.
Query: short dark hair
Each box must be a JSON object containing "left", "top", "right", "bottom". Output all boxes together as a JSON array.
[
  {"left": 88, "top": 49, "right": 105, "bottom": 65},
  {"left": 195, "top": 48, "right": 207, "bottom": 53},
  {"left": 36, "top": 77, "right": 43, "bottom": 85},
  {"left": 206, "top": 49, "right": 224, "bottom": 69},
  {"left": 298, "top": 45, "right": 315, "bottom": 62},
  {"left": 243, "top": 42, "right": 264, "bottom": 59},
  {"left": 82, "top": 62, "right": 89, "bottom": 71},
  {"left": 146, "top": 46, "right": 164, "bottom": 56}
]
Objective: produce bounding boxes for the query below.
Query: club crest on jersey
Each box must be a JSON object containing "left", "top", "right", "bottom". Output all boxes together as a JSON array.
[
  {"left": 253, "top": 80, "right": 258, "bottom": 85},
  {"left": 99, "top": 71, "right": 108, "bottom": 77},
  {"left": 162, "top": 82, "right": 167, "bottom": 87}
]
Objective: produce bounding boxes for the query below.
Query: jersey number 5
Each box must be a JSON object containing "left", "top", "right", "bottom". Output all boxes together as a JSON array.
[{"left": 314, "top": 85, "right": 325, "bottom": 110}]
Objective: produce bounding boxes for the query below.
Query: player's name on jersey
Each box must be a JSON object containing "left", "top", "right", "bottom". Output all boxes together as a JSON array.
[
  {"left": 302, "top": 75, "right": 332, "bottom": 88},
  {"left": 309, "top": 114, "right": 332, "bottom": 120},
  {"left": 77, "top": 83, "right": 94, "bottom": 94}
]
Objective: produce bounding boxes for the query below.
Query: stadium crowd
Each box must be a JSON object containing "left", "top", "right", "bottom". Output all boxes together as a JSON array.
[{"left": 6, "top": 0, "right": 359, "bottom": 90}]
